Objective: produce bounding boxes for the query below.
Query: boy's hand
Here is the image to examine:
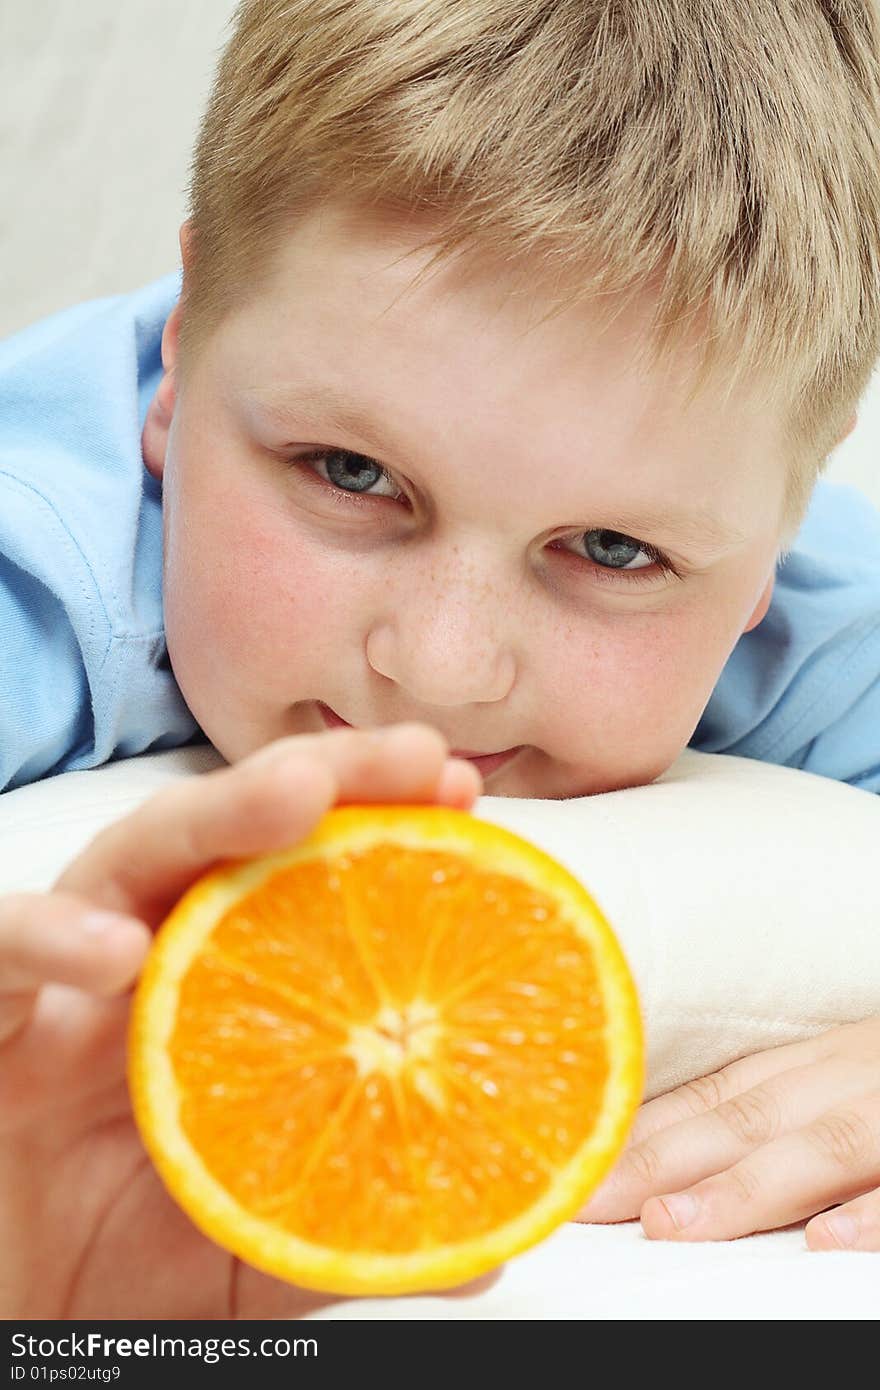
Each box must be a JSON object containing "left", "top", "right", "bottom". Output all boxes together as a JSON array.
[
  {"left": 0, "top": 724, "right": 486, "bottom": 1318},
  {"left": 576, "top": 1017, "right": 880, "bottom": 1250}
]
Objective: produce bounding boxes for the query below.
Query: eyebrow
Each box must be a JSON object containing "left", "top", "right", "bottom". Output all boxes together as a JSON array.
[
  {"left": 246, "top": 384, "right": 748, "bottom": 549},
  {"left": 249, "top": 384, "right": 396, "bottom": 459}
]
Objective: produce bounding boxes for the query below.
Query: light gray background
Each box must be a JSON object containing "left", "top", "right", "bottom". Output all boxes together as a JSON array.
[{"left": 2, "top": 0, "right": 878, "bottom": 507}]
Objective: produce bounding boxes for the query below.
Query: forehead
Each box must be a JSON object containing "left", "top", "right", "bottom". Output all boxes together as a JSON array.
[
  {"left": 224, "top": 198, "right": 787, "bottom": 538},
  {"left": 245, "top": 196, "right": 768, "bottom": 413}
]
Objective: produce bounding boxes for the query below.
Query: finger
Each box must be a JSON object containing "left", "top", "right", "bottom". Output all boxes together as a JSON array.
[
  {"left": 639, "top": 1092, "right": 880, "bottom": 1242},
  {"left": 627, "top": 1030, "right": 840, "bottom": 1149},
  {"left": 241, "top": 722, "right": 482, "bottom": 807},
  {"left": 230, "top": 1259, "right": 340, "bottom": 1319},
  {"left": 232, "top": 1255, "right": 502, "bottom": 1317},
  {"left": 442, "top": 1268, "right": 503, "bottom": 1297},
  {"left": 577, "top": 1053, "right": 878, "bottom": 1222},
  {"left": 0, "top": 893, "right": 150, "bottom": 1044},
  {"left": 56, "top": 723, "right": 482, "bottom": 927},
  {"left": 435, "top": 752, "right": 485, "bottom": 809},
  {"left": 805, "top": 1185, "right": 880, "bottom": 1251},
  {"left": 0, "top": 893, "right": 151, "bottom": 996}
]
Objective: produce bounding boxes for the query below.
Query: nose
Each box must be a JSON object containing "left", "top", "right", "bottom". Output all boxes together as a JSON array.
[{"left": 365, "top": 552, "right": 517, "bottom": 707}]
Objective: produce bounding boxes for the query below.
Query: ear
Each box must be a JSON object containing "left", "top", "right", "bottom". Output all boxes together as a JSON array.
[
  {"left": 141, "top": 221, "right": 193, "bottom": 482},
  {"left": 742, "top": 573, "right": 774, "bottom": 633},
  {"left": 160, "top": 219, "right": 194, "bottom": 375}
]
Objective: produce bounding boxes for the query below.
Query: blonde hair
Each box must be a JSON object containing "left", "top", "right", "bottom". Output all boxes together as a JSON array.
[{"left": 179, "top": 0, "right": 880, "bottom": 547}]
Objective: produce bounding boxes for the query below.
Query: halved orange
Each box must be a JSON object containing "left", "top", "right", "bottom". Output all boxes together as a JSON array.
[{"left": 128, "top": 805, "right": 643, "bottom": 1296}]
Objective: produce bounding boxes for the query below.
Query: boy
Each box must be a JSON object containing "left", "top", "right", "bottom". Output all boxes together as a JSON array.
[{"left": 2, "top": 1, "right": 880, "bottom": 1316}]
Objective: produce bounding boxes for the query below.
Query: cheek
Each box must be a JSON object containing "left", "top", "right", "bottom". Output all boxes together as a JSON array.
[
  {"left": 539, "top": 596, "right": 735, "bottom": 751},
  {"left": 620, "top": 601, "right": 734, "bottom": 721},
  {"left": 163, "top": 468, "right": 358, "bottom": 692}
]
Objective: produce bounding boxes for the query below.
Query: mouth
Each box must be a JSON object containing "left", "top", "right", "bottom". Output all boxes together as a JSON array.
[{"left": 316, "top": 703, "right": 524, "bottom": 777}]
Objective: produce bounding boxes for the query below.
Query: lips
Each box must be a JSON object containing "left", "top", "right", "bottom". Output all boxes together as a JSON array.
[
  {"left": 316, "top": 703, "right": 524, "bottom": 776},
  {"left": 449, "top": 747, "right": 523, "bottom": 776}
]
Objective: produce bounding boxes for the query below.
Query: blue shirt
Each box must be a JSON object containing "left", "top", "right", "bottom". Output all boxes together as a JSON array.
[{"left": 2, "top": 274, "right": 880, "bottom": 794}]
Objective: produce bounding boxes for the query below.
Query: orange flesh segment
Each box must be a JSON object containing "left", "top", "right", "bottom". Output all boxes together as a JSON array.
[{"left": 169, "top": 843, "right": 609, "bottom": 1254}]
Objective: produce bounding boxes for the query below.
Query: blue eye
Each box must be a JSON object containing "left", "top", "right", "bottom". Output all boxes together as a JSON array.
[
  {"left": 558, "top": 522, "right": 675, "bottom": 583},
  {"left": 568, "top": 529, "right": 679, "bottom": 585},
  {"left": 585, "top": 530, "right": 646, "bottom": 568},
  {"left": 324, "top": 451, "right": 383, "bottom": 492},
  {"left": 298, "top": 448, "right": 401, "bottom": 499}
]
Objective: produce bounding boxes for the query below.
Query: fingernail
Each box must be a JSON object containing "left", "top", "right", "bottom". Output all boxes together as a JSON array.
[
  {"left": 436, "top": 759, "right": 482, "bottom": 807},
  {"left": 823, "top": 1212, "right": 859, "bottom": 1248},
  {"left": 660, "top": 1192, "right": 700, "bottom": 1230},
  {"left": 447, "top": 756, "right": 484, "bottom": 785},
  {"left": 80, "top": 910, "right": 140, "bottom": 936}
]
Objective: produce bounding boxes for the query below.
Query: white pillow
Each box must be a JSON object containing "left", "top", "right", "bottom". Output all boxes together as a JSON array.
[{"left": 1, "top": 744, "right": 877, "bottom": 1100}]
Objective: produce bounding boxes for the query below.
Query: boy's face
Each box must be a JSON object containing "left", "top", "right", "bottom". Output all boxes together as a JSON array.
[{"left": 146, "top": 199, "right": 788, "bottom": 799}]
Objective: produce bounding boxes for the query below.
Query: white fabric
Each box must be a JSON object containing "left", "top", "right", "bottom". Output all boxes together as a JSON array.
[
  {"left": 306, "top": 1223, "right": 879, "bottom": 1321},
  {"left": 1, "top": 745, "right": 878, "bottom": 1316},
  {"left": 482, "top": 748, "right": 880, "bottom": 1098}
]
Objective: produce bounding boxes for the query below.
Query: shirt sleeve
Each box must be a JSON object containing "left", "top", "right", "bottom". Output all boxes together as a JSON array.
[
  {"left": 791, "top": 628, "right": 880, "bottom": 793},
  {"left": 691, "top": 480, "right": 880, "bottom": 794},
  {"left": 0, "top": 472, "right": 107, "bottom": 793},
  {"left": 0, "top": 271, "right": 202, "bottom": 795}
]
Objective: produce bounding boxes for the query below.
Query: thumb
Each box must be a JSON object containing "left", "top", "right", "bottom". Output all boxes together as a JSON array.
[{"left": 231, "top": 1259, "right": 503, "bottom": 1318}]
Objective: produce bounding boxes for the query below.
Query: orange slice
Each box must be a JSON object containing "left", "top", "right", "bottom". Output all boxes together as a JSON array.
[{"left": 128, "top": 805, "right": 643, "bottom": 1296}]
